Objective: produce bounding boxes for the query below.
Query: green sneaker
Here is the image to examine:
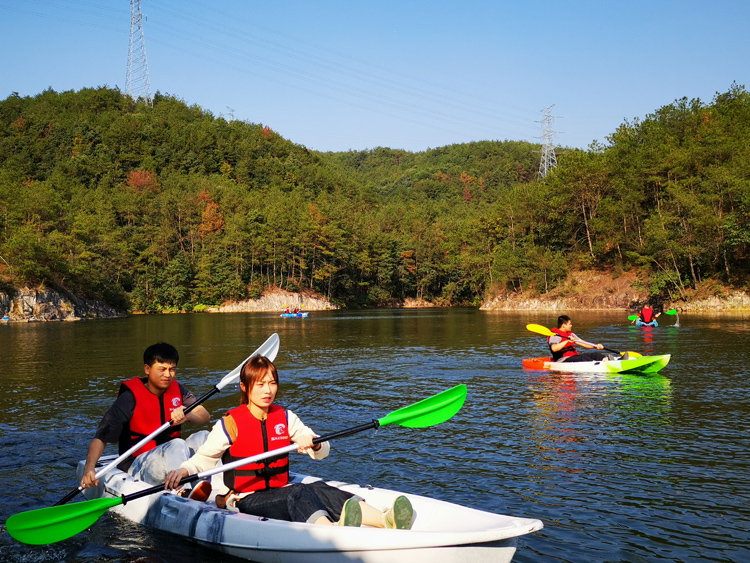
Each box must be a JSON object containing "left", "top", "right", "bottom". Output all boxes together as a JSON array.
[
  {"left": 338, "top": 498, "right": 362, "bottom": 527},
  {"left": 385, "top": 495, "right": 413, "bottom": 530}
]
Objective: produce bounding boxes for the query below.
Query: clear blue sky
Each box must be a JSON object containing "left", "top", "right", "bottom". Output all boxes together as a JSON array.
[{"left": 1, "top": 0, "right": 747, "bottom": 153}]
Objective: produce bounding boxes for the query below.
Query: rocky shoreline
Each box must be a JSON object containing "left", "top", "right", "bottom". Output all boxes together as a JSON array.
[
  {"left": 480, "top": 270, "right": 750, "bottom": 313},
  {"left": 216, "top": 289, "right": 339, "bottom": 314},
  {"left": 0, "top": 287, "right": 125, "bottom": 322},
  {"left": 2, "top": 276, "right": 749, "bottom": 323},
  {"left": 0, "top": 287, "right": 338, "bottom": 323}
]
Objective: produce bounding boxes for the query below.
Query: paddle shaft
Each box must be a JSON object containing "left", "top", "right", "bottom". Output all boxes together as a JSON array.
[
  {"left": 201, "top": 421, "right": 381, "bottom": 481},
  {"left": 571, "top": 337, "right": 619, "bottom": 355},
  {"left": 566, "top": 336, "right": 638, "bottom": 357},
  {"left": 630, "top": 310, "right": 676, "bottom": 321},
  {"left": 54, "top": 388, "right": 220, "bottom": 506},
  {"left": 54, "top": 334, "right": 280, "bottom": 506}
]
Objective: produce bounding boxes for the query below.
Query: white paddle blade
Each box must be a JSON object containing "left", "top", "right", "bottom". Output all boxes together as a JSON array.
[{"left": 216, "top": 333, "right": 280, "bottom": 391}]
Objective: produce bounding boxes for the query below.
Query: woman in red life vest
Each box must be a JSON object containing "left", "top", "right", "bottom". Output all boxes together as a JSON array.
[
  {"left": 165, "top": 356, "right": 414, "bottom": 529},
  {"left": 548, "top": 315, "right": 610, "bottom": 362}
]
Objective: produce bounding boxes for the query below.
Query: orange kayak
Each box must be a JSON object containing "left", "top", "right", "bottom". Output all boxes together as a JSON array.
[{"left": 522, "top": 357, "right": 552, "bottom": 370}]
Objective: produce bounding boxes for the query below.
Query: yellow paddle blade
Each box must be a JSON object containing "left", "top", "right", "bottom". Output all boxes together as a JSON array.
[{"left": 526, "top": 323, "right": 554, "bottom": 337}]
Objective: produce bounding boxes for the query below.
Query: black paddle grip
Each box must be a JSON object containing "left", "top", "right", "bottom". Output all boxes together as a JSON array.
[
  {"left": 312, "top": 420, "right": 380, "bottom": 445},
  {"left": 182, "top": 387, "right": 219, "bottom": 416},
  {"left": 122, "top": 474, "right": 201, "bottom": 505}
]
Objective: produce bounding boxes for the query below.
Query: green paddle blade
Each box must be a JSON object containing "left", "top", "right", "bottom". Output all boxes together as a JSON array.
[
  {"left": 378, "top": 384, "right": 467, "bottom": 428},
  {"left": 6, "top": 496, "right": 124, "bottom": 545},
  {"left": 628, "top": 315, "right": 638, "bottom": 321},
  {"left": 665, "top": 309, "right": 677, "bottom": 315}
]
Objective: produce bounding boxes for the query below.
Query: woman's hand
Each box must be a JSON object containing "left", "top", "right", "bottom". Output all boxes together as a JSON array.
[
  {"left": 296, "top": 434, "right": 321, "bottom": 454},
  {"left": 164, "top": 467, "right": 189, "bottom": 490}
]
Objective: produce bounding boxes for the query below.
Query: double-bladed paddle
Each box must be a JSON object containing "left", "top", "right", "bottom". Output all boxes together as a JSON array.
[
  {"left": 628, "top": 309, "right": 677, "bottom": 322},
  {"left": 7, "top": 384, "right": 468, "bottom": 546},
  {"left": 526, "top": 324, "right": 642, "bottom": 358},
  {"left": 53, "top": 333, "right": 281, "bottom": 506}
]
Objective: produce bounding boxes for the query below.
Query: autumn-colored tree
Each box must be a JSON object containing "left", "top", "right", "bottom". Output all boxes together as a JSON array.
[
  {"left": 434, "top": 171, "right": 450, "bottom": 183},
  {"left": 197, "top": 188, "right": 224, "bottom": 239},
  {"left": 126, "top": 170, "right": 158, "bottom": 192}
]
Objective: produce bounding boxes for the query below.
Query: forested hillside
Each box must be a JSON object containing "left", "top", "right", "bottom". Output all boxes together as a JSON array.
[{"left": 0, "top": 84, "right": 748, "bottom": 312}]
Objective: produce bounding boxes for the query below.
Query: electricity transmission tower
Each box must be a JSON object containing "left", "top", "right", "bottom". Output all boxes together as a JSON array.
[
  {"left": 126, "top": 0, "right": 152, "bottom": 106},
  {"left": 538, "top": 105, "right": 558, "bottom": 178}
]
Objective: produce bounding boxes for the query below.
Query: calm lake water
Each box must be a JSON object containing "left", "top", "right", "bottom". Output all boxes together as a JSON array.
[{"left": 0, "top": 309, "right": 748, "bottom": 562}]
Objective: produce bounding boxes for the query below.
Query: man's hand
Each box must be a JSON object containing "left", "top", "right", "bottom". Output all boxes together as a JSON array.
[{"left": 164, "top": 468, "right": 189, "bottom": 490}]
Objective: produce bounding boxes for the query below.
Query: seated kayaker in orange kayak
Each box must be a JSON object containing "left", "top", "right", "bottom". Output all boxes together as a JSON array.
[{"left": 547, "top": 315, "right": 610, "bottom": 362}]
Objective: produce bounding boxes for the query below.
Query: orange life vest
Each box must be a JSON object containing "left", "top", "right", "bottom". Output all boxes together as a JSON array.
[
  {"left": 119, "top": 377, "right": 182, "bottom": 458},
  {"left": 222, "top": 404, "right": 291, "bottom": 492}
]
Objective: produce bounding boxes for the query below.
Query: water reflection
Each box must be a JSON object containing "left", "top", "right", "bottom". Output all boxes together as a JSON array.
[
  {"left": 527, "top": 372, "right": 590, "bottom": 472},
  {"left": 1, "top": 310, "right": 749, "bottom": 563},
  {"left": 612, "top": 373, "right": 672, "bottom": 418}
]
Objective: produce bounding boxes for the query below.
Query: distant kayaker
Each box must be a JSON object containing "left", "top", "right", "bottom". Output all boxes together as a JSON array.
[
  {"left": 164, "top": 355, "right": 414, "bottom": 529},
  {"left": 80, "top": 342, "right": 210, "bottom": 489},
  {"left": 632, "top": 306, "right": 661, "bottom": 326},
  {"left": 548, "top": 315, "right": 610, "bottom": 362}
]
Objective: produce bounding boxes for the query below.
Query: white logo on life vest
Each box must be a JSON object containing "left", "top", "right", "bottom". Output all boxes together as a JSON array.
[
  {"left": 172, "top": 398, "right": 181, "bottom": 407},
  {"left": 273, "top": 423, "right": 286, "bottom": 436}
]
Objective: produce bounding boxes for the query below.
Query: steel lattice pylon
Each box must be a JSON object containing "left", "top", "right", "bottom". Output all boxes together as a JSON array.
[
  {"left": 126, "top": 0, "right": 152, "bottom": 106},
  {"left": 538, "top": 105, "right": 557, "bottom": 178}
]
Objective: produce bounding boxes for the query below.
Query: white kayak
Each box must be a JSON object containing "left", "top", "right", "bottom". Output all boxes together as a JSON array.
[
  {"left": 78, "top": 456, "right": 542, "bottom": 563},
  {"left": 524, "top": 354, "right": 671, "bottom": 374}
]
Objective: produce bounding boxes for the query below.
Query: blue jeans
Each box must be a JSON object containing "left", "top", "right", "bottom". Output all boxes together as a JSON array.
[
  {"left": 236, "top": 480, "right": 358, "bottom": 524},
  {"left": 128, "top": 431, "right": 209, "bottom": 485}
]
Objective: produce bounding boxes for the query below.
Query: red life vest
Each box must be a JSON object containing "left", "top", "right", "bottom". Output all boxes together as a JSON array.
[
  {"left": 119, "top": 377, "right": 182, "bottom": 458},
  {"left": 640, "top": 307, "right": 654, "bottom": 323},
  {"left": 222, "top": 404, "right": 291, "bottom": 492},
  {"left": 548, "top": 328, "right": 578, "bottom": 361}
]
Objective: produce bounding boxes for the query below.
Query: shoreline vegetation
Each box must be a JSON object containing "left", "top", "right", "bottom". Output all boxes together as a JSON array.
[
  {"left": 2, "top": 272, "right": 750, "bottom": 322},
  {"left": 2, "top": 85, "right": 749, "bottom": 318}
]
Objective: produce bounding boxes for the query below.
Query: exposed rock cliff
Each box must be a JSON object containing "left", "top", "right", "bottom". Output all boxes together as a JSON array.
[
  {"left": 0, "top": 288, "right": 125, "bottom": 322},
  {"left": 217, "top": 289, "right": 339, "bottom": 313}
]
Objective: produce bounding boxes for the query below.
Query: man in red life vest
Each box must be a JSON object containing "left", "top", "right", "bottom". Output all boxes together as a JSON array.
[
  {"left": 80, "top": 342, "right": 210, "bottom": 488},
  {"left": 548, "top": 315, "right": 610, "bottom": 362}
]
